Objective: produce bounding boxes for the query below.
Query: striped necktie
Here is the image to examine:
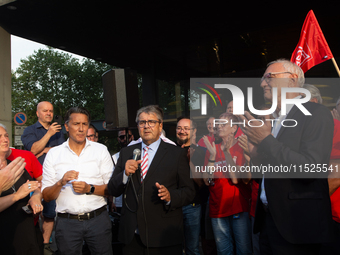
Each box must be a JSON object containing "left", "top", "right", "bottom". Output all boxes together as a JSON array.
[{"left": 141, "top": 146, "right": 149, "bottom": 182}]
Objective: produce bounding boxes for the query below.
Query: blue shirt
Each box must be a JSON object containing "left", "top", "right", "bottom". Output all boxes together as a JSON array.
[
  {"left": 21, "top": 121, "right": 65, "bottom": 165},
  {"left": 141, "top": 138, "right": 161, "bottom": 172},
  {"left": 123, "top": 138, "right": 162, "bottom": 184}
]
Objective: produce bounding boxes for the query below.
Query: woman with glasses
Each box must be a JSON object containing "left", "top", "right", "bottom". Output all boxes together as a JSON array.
[
  {"left": 198, "top": 116, "right": 216, "bottom": 148},
  {"left": 0, "top": 123, "right": 43, "bottom": 255},
  {"left": 203, "top": 113, "right": 252, "bottom": 255}
]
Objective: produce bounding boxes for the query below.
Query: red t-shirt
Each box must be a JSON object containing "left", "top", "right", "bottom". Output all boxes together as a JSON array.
[
  {"left": 331, "top": 188, "right": 340, "bottom": 223},
  {"left": 234, "top": 127, "right": 244, "bottom": 138},
  {"left": 330, "top": 119, "right": 340, "bottom": 223},
  {"left": 7, "top": 148, "right": 42, "bottom": 179},
  {"left": 7, "top": 148, "right": 42, "bottom": 225},
  {"left": 205, "top": 142, "right": 251, "bottom": 218},
  {"left": 331, "top": 119, "right": 340, "bottom": 160},
  {"left": 198, "top": 134, "right": 215, "bottom": 148},
  {"left": 250, "top": 180, "right": 259, "bottom": 218}
]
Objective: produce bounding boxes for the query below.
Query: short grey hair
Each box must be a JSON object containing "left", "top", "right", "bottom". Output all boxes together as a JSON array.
[
  {"left": 135, "top": 105, "right": 164, "bottom": 123},
  {"left": 0, "top": 123, "right": 7, "bottom": 132},
  {"left": 303, "top": 84, "right": 322, "bottom": 104},
  {"left": 268, "top": 59, "right": 305, "bottom": 87}
]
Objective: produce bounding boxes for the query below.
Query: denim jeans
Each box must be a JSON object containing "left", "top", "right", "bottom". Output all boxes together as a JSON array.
[
  {"left": 211, "top": 212, "right": 252, "bottom": 255},
  {"left": 182, "top": 203, "right": 201, "bottom": 255},
  {"left": 251, "top": 216, "right": 260, "bottom": 255}
]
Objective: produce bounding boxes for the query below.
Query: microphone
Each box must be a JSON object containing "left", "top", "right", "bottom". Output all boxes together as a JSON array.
[
  {"left": 128, "top": 149, "right": 141, "bottom": 179},
  {"left": 133, "top": 148, "right": 141, "bottom": 161},
  {"left": 125, "top": 148, "right": 141, "bottom": 213}
]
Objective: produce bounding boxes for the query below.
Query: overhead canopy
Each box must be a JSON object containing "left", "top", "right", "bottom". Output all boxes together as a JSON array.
[{"left": 0, "top": 0, "right": 339, "bottom": 81}]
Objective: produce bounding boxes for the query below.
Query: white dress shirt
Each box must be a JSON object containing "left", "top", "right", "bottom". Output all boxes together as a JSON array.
[{"left": 42, "top": 139, "right": 113, "bottom": 214}]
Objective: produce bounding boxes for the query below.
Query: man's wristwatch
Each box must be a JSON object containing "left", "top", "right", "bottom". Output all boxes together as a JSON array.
[{"left": 86, "top": 184, "right": 95, "bottom": 195}]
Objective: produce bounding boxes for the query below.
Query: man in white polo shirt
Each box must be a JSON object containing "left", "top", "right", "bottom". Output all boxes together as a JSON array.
[{"left": 41, "top": 106, "right": 113, "bottom": 255}]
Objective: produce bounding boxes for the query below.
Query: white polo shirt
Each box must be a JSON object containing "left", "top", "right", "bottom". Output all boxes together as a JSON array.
[{"left": 42, "top": 139, "right": 113, "bottom": 214}]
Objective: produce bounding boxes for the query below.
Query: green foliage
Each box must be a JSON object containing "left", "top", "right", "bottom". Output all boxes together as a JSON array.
[
  {"left": 12, "top": 47, "right": 116, "bottom": 149},
  {"left": 12, "top": 47, "right": 113, "bottom": 125}
]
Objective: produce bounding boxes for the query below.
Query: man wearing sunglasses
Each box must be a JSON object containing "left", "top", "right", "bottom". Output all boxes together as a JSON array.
[
  {"left": 111, "top": 128, "right": 134, "bottom": 214},
  {"left": 117, "top": 129, "right": 134, "bottom": 148},
  {"left": 86, "top": 124, "right": 99, "bottom": 142},
  {"left": 108, "top": 105, "right": 195, "bottom": 255}
]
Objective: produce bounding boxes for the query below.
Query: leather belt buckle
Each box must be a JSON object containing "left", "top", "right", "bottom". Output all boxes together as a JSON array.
[{"left": 78, "top": 212, "right": 90, "bottom": 221}]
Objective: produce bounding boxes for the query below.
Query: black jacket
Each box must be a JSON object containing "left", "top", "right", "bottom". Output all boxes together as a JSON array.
[{"left": 108, "top": 140, "right": 195, "bottom": 247}]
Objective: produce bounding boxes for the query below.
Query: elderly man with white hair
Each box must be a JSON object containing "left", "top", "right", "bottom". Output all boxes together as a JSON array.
[{"left": 238, "top": 59, "right": 334, "bottom": 255}]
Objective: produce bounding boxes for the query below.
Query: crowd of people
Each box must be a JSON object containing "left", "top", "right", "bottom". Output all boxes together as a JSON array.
[{"left": 0, "top": 58, "right": 340, "bottom": 255}]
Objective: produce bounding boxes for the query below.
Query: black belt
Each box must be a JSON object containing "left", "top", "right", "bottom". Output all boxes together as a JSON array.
[{"left": 57, "top": 206, "right": 106, "bottom": 221}]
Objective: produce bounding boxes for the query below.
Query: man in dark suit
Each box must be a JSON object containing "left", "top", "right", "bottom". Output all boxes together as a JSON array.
[
  {"left": 107, "top": 105, "right": 195, "bottom": 255},
  {"left": 237, "top": 59, "right": 334, "bottom": 254}
]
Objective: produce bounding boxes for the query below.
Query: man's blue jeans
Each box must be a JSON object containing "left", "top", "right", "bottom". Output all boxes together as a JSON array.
[
  {"left": 211, "top": 212, "right": 252, "bottom": 255},
  {"left": 182, "top": 203, "right": 201, "bottom": 255}
]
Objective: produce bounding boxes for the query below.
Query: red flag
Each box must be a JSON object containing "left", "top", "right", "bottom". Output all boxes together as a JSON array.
[{"left": 291, "top": 10, "right": 333, "bottom": 73}]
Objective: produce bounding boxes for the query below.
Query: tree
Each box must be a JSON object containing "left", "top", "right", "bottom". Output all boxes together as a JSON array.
[
  {"left": 12, "top": 47, "right": 121, "bottom": 150},
  {"left": 12, "top": 47, "right": 113, "bottom": 126}
]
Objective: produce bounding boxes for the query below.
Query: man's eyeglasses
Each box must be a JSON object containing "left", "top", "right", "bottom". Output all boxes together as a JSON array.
[
  {"left": 261, "top": 72, "right": 293, "bottom": 83},
  {"left": 138, "top": 120, "right": 160, "bottom": 127},
  {"left": 86, "top": 134, "right": 98, "bottom": 138},
  {"left": 176, "top": 127, "right": 194, "bottom": 132}
]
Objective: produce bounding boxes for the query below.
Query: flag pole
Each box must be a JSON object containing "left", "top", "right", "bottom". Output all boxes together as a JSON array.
[{"left": 331, "top": 58, "right": 340, "bottom": 77}]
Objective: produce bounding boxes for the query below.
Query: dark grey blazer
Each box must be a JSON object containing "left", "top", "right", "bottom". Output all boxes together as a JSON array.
[
  {"left": 254, "top": 102, "right": 334, "bottom": 244},
  {"left": 108, "top": 139, "right": 195, "bottom": 247}
]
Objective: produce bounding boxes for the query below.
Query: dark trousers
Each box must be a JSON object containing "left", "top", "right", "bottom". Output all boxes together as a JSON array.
[
  {"left": 123, "top": 234, "right": 182, "bottom": 255},
  {"left": 55, "top": 211, "right": 112, "bottom": 255},
  {"left": 35, "top": 223, "right": 44, "bottom": 255},
  {"left": 259, "top": 209, "right": 321, "bottom": 255},
  {"left": 319, "top": 220, "right": 340, "bottom": 255}
]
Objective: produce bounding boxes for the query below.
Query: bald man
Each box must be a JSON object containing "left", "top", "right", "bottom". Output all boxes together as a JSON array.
[
  {"left": 21, "top": 101, "right": 65, "bottom": 255},
  {"left": 22, "top": 101, "right": 64, "bottom": 164}
]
